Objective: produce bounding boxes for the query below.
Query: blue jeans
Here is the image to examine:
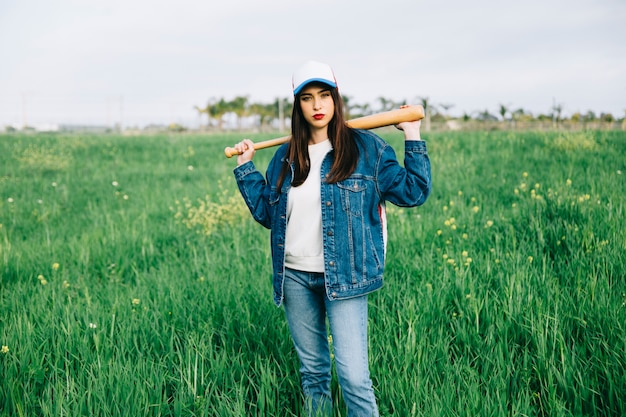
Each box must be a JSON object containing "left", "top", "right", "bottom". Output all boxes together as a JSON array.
[{"left": 283, "top": 268, "right": 379, "bottom": 417}]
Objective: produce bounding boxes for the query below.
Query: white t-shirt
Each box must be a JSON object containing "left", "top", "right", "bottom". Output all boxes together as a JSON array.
[{"left": 284, "top": 139, "right": 332, "bottom": 272}]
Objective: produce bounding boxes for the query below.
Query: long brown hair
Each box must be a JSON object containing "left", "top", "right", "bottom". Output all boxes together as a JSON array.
[{"left": 277, "top": 84, "right": 359, "bottom": 189}]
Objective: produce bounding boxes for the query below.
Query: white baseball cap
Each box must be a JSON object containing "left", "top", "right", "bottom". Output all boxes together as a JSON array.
[{"left": 292, "top": 60, "right": 337, "bottom": 95}]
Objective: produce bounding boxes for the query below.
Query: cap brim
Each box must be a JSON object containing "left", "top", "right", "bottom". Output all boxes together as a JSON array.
[{"left": 293, "top": 78, "right": 337, "bottom": 95}]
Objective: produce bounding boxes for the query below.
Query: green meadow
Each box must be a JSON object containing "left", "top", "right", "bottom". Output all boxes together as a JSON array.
[{"left": 1, "top": 129, "right": 624, "bottom": 416}]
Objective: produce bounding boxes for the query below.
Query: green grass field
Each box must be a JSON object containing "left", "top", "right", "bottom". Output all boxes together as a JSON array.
[{"left": 1, "top": 129, "right": 625, "bottom": 416}]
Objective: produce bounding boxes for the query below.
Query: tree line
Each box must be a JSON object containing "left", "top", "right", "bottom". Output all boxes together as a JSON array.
[
  {"left": 194, "top": 96, "right": 292, "bottom": 131},
  {"left": 193, "top": 95, "right": 623, "bottom": 132}
]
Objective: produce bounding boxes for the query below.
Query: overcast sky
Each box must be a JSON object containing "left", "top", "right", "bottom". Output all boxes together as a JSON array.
[{"left": 1, "top": 0, "right": 624, "bottom": 128}]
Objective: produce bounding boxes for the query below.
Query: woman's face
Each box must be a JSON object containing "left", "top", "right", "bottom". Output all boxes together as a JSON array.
[{"left": 299, "top": 83, "right": 335, "bottom": 133}]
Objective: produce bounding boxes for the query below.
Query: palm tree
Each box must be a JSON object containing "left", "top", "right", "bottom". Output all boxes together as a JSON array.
[
  {"left": 376, "top": 97, "right": 397, "bottom": 112},
  {"left": 274, "top": 97, "right": 292, "bottom": 132},
  {"left": 476, "top": 109, "right": 498, "bottom": 122},
  {"left": 350, "top": 102, "right": 372, "bottom": 119},
  {"left": 417, "top": 96, "right": 433, "bottom": 131},
  {"left": 228, "top": 96, "right": 249, "bottom": 130},
  {"left": 439, "top": 103, "right": 454, "bottom": 118},
  {"left": 194, "top": 105, "right": 209, "bottom": 129},
  {"left": 498, "top": 103, "right": 510, "bottom": 122},
  {"left": 511, "top": 108, "right": 528, "bottom": 129},
  {"left": 194, "top": 98, "right": 229, "bottom": 130},
  {"left": 342, "top": 95, "right": 354, "bottom": 119},
  {"left": 211, "top": 98, "right": 231, "bottom": 130},
  {"left": 341, "top": 95, "right": 372, "bottom": 119},
  {"left": 551, "top": 100, "right": 563, "bottom": 128},
  {"left": 248, "top": 102, "right": 273, "bottom": 132}
]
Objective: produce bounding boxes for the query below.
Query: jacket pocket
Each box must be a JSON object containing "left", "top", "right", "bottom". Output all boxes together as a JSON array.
[{"left": 337, "top": 179, "right": 367, "bottom": 217}]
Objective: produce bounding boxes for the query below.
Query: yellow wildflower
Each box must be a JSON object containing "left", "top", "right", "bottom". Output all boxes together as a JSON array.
[
  {"left": 132, "top": 298, "right": 140, "bottom": 306},
  {"left": 52, "top": 262, "right": 60, "bottom": 270},
  {"left": 1, "top": 345, "right": 8, "bottom": 354}
]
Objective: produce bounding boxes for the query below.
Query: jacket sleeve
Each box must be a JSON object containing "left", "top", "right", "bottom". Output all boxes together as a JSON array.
[
  {"left": 233, "top": 161, "right": 272, "bottom": 229},
  {"left": 376, "top": 140, "right": 431, "bottom": 207}
]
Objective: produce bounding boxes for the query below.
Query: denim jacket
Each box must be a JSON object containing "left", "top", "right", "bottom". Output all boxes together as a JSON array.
[{"left": 234, "top": 129, "right": 431, "bottom": 306}]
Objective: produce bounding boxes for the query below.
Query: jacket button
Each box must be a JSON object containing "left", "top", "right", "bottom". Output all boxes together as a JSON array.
[
  {"left": 327, "top": 230, "right": 333, "bottom": 236},
  {"left": 331, "top": 292, "right": 337, "bottom": 298},
  {"left": 329, "top": 261, "right": 335, "bottom": 267},
  {"left": 326, "top": 201, "right": 332, "bottom": 206}
]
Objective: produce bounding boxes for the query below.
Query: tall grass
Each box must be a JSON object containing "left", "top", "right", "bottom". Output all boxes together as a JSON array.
[{"left": 1, "top": 130, "right": 624, "bottom": 416}]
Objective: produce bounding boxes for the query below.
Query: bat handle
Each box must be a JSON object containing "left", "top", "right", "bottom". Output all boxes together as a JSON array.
[
  {"left": 224, "top": 146, "right": 239, "bottom": 158},
  {"left": 224, "top": 134, "right": 291, "bottom": 158}
]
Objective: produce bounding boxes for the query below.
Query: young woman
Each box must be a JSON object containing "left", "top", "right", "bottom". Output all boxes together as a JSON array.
[{"left": 232, "top": 60, "right": 431, "bottom": 417}]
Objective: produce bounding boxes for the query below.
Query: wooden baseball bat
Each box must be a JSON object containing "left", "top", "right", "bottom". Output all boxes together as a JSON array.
[{"left": 224, "top": 105, "right": 424, "bottom": 158}]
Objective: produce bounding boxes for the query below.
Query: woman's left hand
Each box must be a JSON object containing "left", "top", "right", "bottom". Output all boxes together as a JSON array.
[
  {"left": 395, "top": 105, "right": 422, "bottom": 141},
  {"left": 396, "top": 119, "right": 422, "bottom": 141}
]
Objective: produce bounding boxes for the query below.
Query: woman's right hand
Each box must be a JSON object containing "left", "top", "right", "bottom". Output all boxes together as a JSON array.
[{"left": 235, "top": 139, "right": 256, "bottom": 166}]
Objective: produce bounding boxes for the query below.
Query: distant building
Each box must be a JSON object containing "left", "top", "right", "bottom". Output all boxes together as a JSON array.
[
  {"left": 58, "top": 124, "right": 111, "bottom": 133},
  {"left": 3, "top": 123, "right": 114, "bottom": 133}
]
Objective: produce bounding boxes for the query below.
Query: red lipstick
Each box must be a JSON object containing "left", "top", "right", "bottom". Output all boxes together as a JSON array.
[{"left": 313, "top": 114, "right": 324, "bottom": 120}]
